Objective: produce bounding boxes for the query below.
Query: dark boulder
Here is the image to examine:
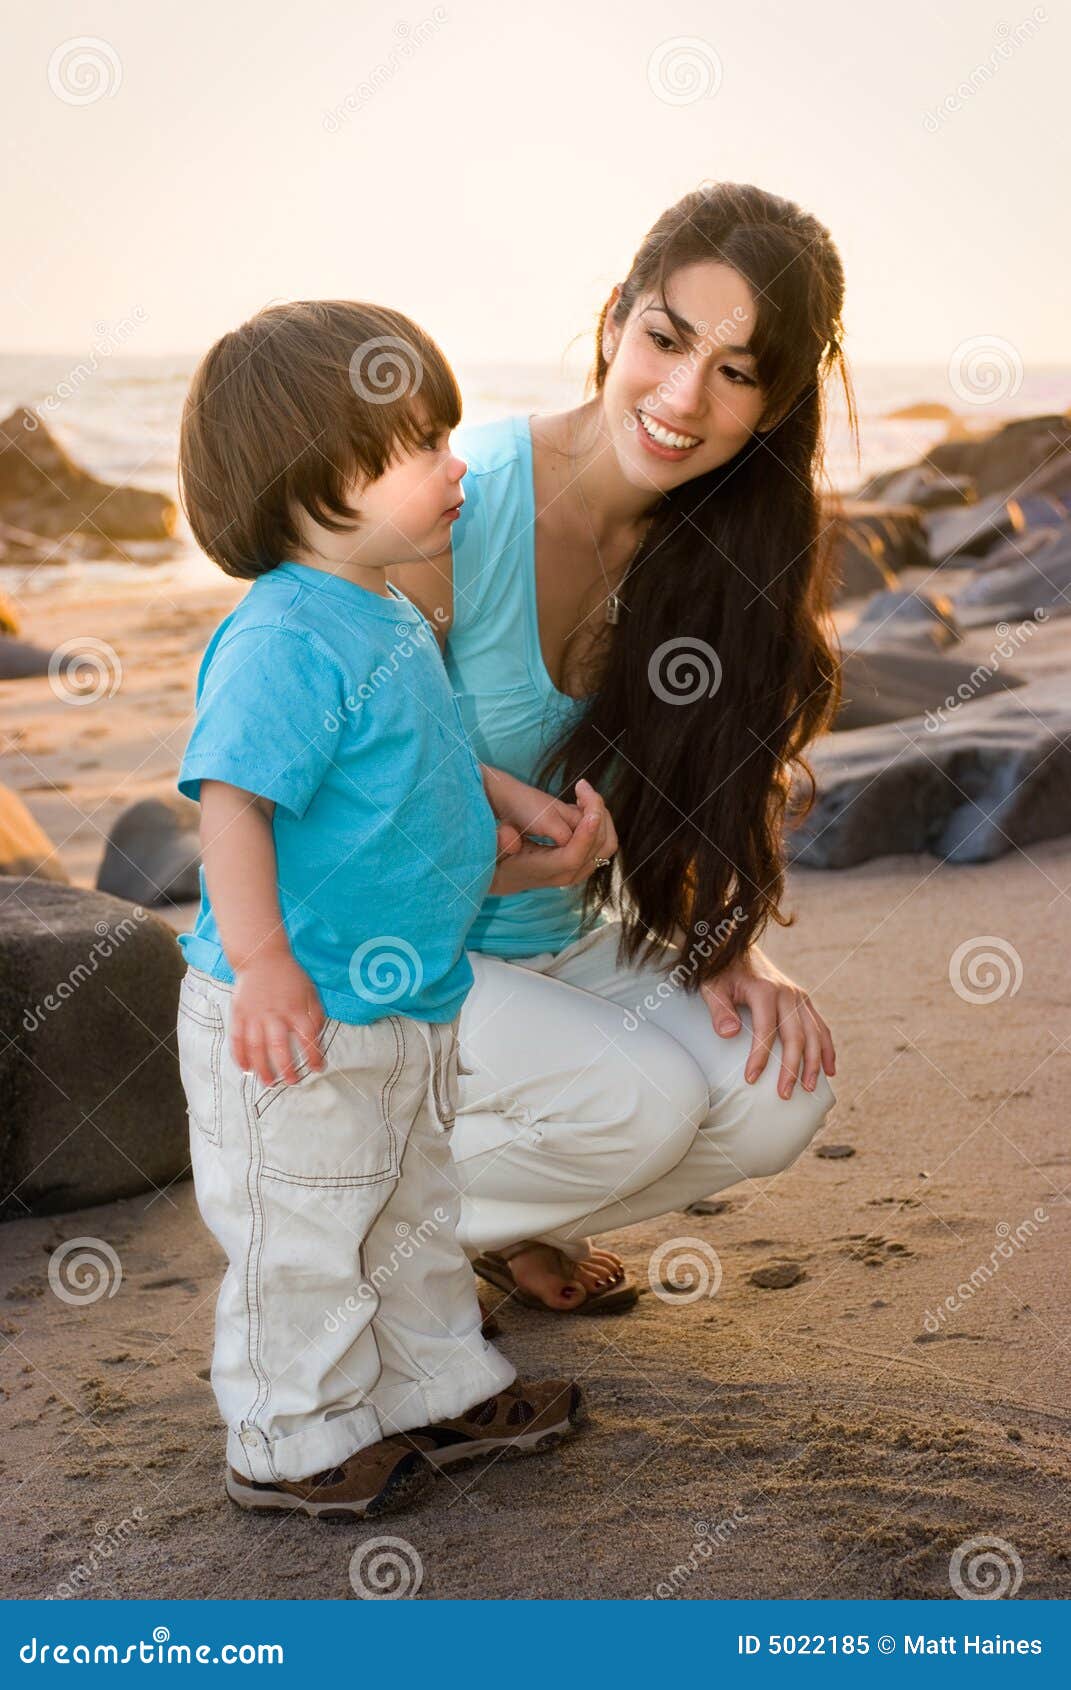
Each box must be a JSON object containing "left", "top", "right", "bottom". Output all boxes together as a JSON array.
[
  {"left": 953, "top": 525, "right": 1071, "bottom": 627},
  {"left": 827, "top": 502, "right": 928, "bottom": 600},
  {"left": 96, "top": 795, "right": 202, "bottom": 907},
  {"left": 834, "top": 646, "right": 1022, "bottom": 732},
  {"left": 789, "top": 674, "right": 1071, "bottom": 867},
  {"left": 0, "top": 878, "right": 189, "bottom": 1217},
  {"left": 844, "top": 588, "right": 961, "bottom": 653},
  {"left": 0, "top": 406, "right": 177, "bottom": 545}
]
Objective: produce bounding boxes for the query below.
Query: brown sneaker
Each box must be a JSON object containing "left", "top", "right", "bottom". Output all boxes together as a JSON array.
[
  {"left": 224, "top": 1432, "right": 435, "bottom": 1520},
  {"left": 405, "top": 1378, "right": 585, "bottom": 1472}
]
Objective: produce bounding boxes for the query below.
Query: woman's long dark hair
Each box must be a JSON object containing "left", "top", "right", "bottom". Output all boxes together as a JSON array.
[{"left": 538, "top": 182, "right": 856, "bottom": 984}]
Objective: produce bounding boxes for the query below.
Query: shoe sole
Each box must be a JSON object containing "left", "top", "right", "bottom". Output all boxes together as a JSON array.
[
  {"left": 424, "top": 1385, "right": 587, "bottom": 1471},
  {"left": 224, "top": 1451, "right": 433, "bottom": 1520}
]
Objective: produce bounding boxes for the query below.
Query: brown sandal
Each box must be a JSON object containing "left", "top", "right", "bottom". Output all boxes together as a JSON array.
[{"left": 474, "top": 1241, "right": 639, "bottom": 1316}]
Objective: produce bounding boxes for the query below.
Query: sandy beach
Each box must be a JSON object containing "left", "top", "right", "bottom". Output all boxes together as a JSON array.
[{"left": 1, "top": 569, "right": 1069, "bottom": 1601}]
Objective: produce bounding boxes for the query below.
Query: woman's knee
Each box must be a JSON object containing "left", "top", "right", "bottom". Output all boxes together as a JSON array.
[{"left": 727, "top": 1060, "right": 836, "bottom": 1179}]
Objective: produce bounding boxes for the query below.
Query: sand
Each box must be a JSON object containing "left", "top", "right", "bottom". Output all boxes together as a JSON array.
[{"left": 1, "top": 571, "right": 1069, "bottom": 1600}]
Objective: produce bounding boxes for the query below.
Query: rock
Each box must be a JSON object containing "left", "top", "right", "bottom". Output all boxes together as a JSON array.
[
  {"left": 953, "top": 524, "right": 1071, "bottom": 627},
  {"left": 0, "top": 877, "right": 188, "bottom": 1217},
  {"left": 750, "top": 1262, "right": 805, "bottom": 1289},
  {"left": 828, "top": 502, "right": 929, "bottom": 600},
  {"left": 924, "top": 493, "right": 1019, "bottom": 564},
  {"left": 814, "top": 1144, "right": 855, "bottom": 1159},
  {"left": 96, "top": 796, "right": 202, "bottom": 907},
  {"left": 0, "top": 407, "right": 177, "bottom": 545},
  {"left": 844, "top": 587, "right": 962, "bottom": 652},
  {"left": 0, "top": 636, "right": 54, "bottom": 679},
  {"left": 0, "top": 785, "right": 68, "bottom": 882},
  {"left": 854, "top": 464, "right": 975, "bottom": 511},
  {"left": 685, "top": 1198, "right": 733, "bottom": 1216},
  {"left": 926, "top": 413, "right": 1071, "bottom": 498},
  {"left": 884, "top": 402, "right": 956, "bottom": 423},
  {"left": 0, "top": 592, "right": 20, "bottom": 635},
  {"left": 834, "top": 646, "right": 1023, "bottom": 732},
  {"left": 789, "top": 673, "right": 1071, "bottom": 867}
]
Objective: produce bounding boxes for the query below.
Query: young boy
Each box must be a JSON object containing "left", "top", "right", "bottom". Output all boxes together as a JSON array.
[{"left": 174, "top": 299, "right": 590, "bottom": 1520}]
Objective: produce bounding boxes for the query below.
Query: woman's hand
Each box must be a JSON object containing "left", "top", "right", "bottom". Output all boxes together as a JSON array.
[
  {"left": 487, "top": 775, "right": 617, "bottom": 896},
  {"left": 700, "top": 948, "right": 836, "bottom": 1100}
]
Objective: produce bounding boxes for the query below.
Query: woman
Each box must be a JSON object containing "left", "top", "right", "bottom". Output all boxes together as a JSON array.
[{"left": 391, "top": 182, "right": 852, "bottom": 1314}]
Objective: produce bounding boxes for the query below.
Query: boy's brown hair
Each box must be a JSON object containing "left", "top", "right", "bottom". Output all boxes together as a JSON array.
[{"left": 178, "top": 299, "right": 462, "bottom": 579}]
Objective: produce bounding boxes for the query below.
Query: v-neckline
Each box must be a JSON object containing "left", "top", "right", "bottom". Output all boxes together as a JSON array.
[{"left": 517, "top": 413, "right": 594, "bottom": 708}]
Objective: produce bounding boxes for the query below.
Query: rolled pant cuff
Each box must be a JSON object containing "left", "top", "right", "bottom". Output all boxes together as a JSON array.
[
  {"left": 227, "top": 1401, "right": 384, "bottom": 1485},
  {"left": 371, "top": 1339, "right": 517, "bottom": 1436}
]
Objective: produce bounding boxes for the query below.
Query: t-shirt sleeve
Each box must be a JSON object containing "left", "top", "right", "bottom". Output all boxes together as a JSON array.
[{"left": 177, "top": 626, "right": 346, "bottom": 821}]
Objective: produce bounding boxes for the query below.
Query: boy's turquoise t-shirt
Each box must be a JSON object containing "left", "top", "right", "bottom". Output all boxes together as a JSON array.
[{"left": 176, "top": 560, "right": 498, "bottom": 1025}]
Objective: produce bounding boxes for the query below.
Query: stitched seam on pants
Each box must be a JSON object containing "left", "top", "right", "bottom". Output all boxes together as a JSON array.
[
  {"left": 253, "top": 1019, "right": 344, "bottom": 1119},
  {"left": 241, "top": 1069, "right": 276, "bottom": 1474},
  {"left": 379, "top": 1017, "right": 405, "bottom": 1173}
]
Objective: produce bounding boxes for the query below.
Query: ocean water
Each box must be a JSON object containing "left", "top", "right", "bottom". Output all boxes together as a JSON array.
[{"left": 1, "top": 352, "right": 1068, "bottom": 599}]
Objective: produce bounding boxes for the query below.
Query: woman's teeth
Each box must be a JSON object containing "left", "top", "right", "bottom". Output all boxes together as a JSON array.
[{"left": 637, "top": 409, "right": 702, "bottom": 450}]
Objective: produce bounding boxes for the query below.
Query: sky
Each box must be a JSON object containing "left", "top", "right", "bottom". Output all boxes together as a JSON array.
[{"left": 3, "top": 0, "right": 1067, "bottom": 368}]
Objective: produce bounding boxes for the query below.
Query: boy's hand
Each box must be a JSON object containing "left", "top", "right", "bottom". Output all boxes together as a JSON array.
[
  {"left": 481, "top": 764, "right": 580, "bottom": 847},
  {"left": 488, "top": 777, "right": 618, "bottom": 896},
  {"left": 230, "top": 950, "right": 328, "bottom": 1087}
]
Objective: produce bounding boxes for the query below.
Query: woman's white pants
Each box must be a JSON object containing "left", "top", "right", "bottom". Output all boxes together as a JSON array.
[{"left": 450, "top": 921, "right": 837, "bottom": 1261}]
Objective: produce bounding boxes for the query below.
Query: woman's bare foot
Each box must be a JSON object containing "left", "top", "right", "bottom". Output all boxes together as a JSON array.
[{"left": 504, "top": 1243, "right": 626, "bottom": 1310}]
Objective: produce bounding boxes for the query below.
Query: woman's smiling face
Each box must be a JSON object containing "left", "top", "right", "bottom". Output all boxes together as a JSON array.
[{"left": 600, "top": 259, "right": 770, "bottom": 494}]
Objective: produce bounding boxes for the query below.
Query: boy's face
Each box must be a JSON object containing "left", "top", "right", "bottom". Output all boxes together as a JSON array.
[{"left": 294, "top": 404, "right": 467, "bottom": 572}]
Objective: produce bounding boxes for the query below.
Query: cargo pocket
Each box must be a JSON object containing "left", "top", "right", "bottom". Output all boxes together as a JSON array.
[
  {"left": 177, "top": 977, "right": 225, "bottom": 1147},
  {"left": 253, "top": 1016, "right": 402, "bottom": 1187},
  {"left": 429, "top": 1019, "right": 462, "bottom": 1134}
]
